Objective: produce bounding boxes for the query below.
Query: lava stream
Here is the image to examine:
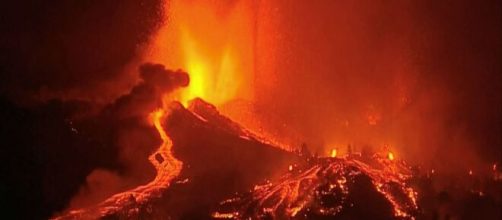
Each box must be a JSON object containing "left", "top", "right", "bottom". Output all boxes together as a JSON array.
[
  {"left": 215, "top": 155, "right": 419, "bottom": 219},
  {"left": 53, "top": 109, "right": 182, "bottom": 219}
]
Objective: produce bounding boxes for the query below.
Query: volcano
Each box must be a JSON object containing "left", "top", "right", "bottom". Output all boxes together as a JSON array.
[
  {"left": 54, "top": 99, "right": 419, "bottom": 219},
  {"left": 1, "top": 1, "right": 501, "bottom": 219}
]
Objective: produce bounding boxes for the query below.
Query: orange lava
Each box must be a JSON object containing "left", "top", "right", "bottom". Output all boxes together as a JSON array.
[
  {"left": 94, "top": 109, "right": 182, "bottom": 214},
  {"left": 53, "top": 109, "right": 182, "bottom": 219},
  {"left": 149, "top": 0, "right": 256, "bottom": 107},
  {"left": 215, "top": 154, "right": 419, "bottom": 219}
]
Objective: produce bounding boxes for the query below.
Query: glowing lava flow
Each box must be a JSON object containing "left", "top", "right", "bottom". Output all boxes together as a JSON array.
[
  {"left": 146, "top": 109, "right": 183, "bottom": 191},
  {"left": 98, "top": 109, "right": 182, "bottom": 214},
  {"left": 215, "top": 155, "right": 419, "bottom": 219},
  {"left": 53, "top": 109, "right": 182, "bottom": 219}
]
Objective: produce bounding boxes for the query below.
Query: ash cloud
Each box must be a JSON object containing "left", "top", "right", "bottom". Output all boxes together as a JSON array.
[{"left": 103, "top": 63, "right": 189, "bottom": 119}]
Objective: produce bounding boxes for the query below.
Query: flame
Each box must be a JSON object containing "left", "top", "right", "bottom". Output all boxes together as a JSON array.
[
  {"left": 150, "top": 0, "right": 255, "bottom": 107},
  {"left": 179, "top": 31, "right": 240, "bottom": 106},
  {"left": 387, "top": 152, "right": 395, "bottom": 161},
  {"left": 331, "top": 149, "right": 338, "bottom": 158}
]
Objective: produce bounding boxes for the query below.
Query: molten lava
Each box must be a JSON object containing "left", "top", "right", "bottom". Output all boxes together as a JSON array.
[
  {"left": 147, "top": 109, "right": 183, "bottom": 192},
  {"left": 53, "top": 109, "right": 182, "bottom": 219},
  {"left": 56, "top": 2, "right": 264, "bottom": 217},
  {"left": 215, "top": 154, "right": 418, "bottom": 219},
  {"left": 150, "top": 0, "right": 255, "bottom": 107}
]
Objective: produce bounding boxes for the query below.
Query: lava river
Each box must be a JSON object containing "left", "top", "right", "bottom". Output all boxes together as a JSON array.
[{"left": 53, "top": 109, "right": 182, "bottom": 219}]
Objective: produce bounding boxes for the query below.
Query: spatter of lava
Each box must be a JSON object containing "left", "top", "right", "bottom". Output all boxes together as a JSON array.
[{"left": 214, "top": 155, "right": 419, "bottom": 220}]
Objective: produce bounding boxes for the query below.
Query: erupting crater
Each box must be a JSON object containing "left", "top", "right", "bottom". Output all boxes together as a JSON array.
[{"left": 54, "top": 98, "right": 421, "bottom": 220}]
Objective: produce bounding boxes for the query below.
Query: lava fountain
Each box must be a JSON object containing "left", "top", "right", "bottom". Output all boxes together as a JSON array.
[
  {"left": 149, "top": 0, "right": 257, "bottom": 107},
  {"left": 54, "top": 1, "right": 259, "bottom": 218}
]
